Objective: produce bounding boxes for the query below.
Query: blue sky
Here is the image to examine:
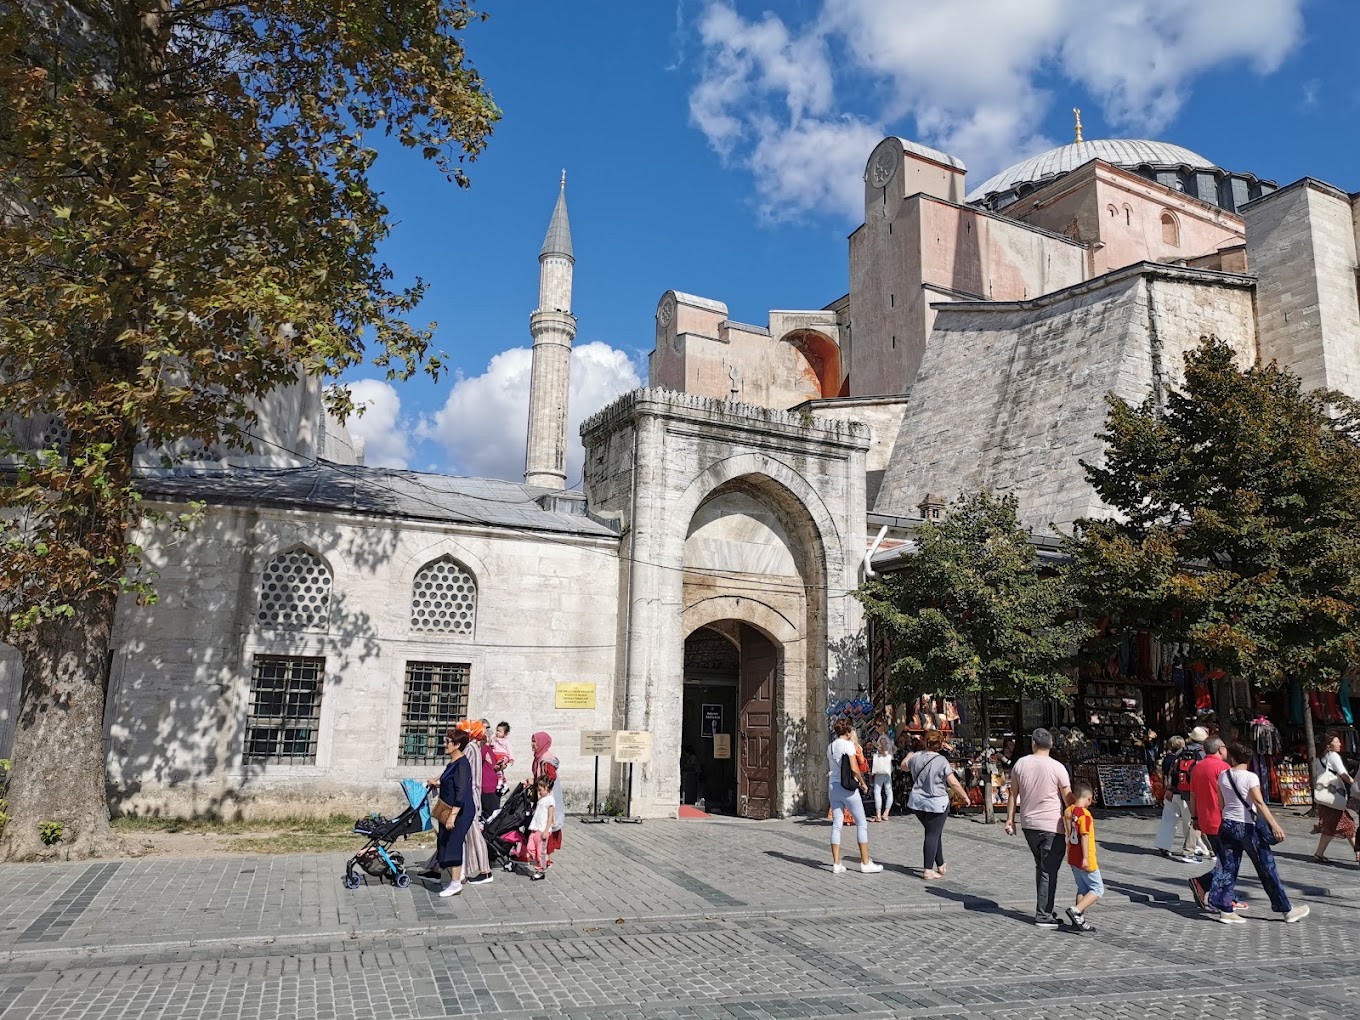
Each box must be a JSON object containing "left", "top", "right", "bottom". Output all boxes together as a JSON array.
[{"left": 346, "top": 0, "right": 1357, "bottom": 483}]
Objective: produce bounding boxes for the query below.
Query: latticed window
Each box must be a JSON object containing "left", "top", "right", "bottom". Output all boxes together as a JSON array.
[
  {"left": 257, "top": 548, "right": 332, "bottom": 630},
  {"left": 410, "top": 557, "right": 477, "bottom": 635},
  {"left": 400, "top": 661, "right": 469, "bottom": 763},
  {"left": 244, "top": 656, "right": 325, "bottom": 764}
]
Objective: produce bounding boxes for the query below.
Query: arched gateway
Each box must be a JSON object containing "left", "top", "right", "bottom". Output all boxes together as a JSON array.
[{"left": 582, "top": 389, "right": 869, "bottom": 818}]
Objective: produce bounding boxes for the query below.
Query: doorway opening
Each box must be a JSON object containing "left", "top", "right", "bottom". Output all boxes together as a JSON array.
[{"left": 681, "top": 622, "right": 779, "bottom": 818}]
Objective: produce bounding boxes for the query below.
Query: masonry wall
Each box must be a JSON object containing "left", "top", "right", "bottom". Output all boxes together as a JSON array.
[
  {"left": 0, "top": 506, "right": 623, "bottom": 819},
  {"left": 874, "top": 266, "right": 1257, "bottom": 533}
]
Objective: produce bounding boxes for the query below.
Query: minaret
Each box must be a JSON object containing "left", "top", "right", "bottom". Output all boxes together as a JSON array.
[{"left": 524, "top": 172, "right": 576, "bottom": 489}]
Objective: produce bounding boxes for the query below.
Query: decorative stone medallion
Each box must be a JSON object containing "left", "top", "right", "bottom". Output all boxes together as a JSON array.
[
  {"left": 870, "top": 141, "right": 898, "bottom": 188},
  {"left": 657, "top": 295, "right": 675, "bottom": 328}
]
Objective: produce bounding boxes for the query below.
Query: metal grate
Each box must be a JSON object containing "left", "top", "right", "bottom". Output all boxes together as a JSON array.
[
  {"left": 244, "top": 656, "right": 325, "bottom": 764},
  {"left": 400, "top": 661, "right": 469, "bottom": 764},
  {"left": 257, "top": 548, "right": 332, "bottom": 630},
  {"left": 410, "top": 557, "right": 477, "bottom": 635}
]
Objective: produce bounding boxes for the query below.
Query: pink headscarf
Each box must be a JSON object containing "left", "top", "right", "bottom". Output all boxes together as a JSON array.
[{"left": 532, "top": 731, "right": 555, "bottom": 778}]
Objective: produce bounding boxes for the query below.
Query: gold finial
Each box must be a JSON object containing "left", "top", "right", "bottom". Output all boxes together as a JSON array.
[{"left": 1073, "top": 107, "right": 1084, "bottom": 144}]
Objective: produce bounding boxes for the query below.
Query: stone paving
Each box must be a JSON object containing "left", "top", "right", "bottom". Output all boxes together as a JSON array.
[{"left": 0, "top": 806, "right": 1354, "bottom": 1019}]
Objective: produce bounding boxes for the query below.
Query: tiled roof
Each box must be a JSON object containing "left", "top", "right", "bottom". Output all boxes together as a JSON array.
[{"left": 966, "top": 139, "right": 1215, "bottom": 202}]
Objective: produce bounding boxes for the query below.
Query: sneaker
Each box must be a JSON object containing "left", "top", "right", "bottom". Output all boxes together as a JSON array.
[
  {"left": 1173, "top": 854, "right": 1200, "bottom": 865},
  {"left": 1214, "top": 910, "right": 1246, "bottom": 924},
  {"left": 1282, "top": 905, "right": 1310, "bottom": 924},
  {"left": 1233, "top": 901, "right": 1249, "bottom": 911},
  {"left": 531, "top": 870, "right": 545, "bottom": 882},
  {"left": 438, "top": 882, "right": 463, "bottom": 898},
  {"left": 858, "top": 861, "right": 883, "bottom": 874},
  {"left": 1034, "top": 914, "right": 1061, "bottom": 929},
  {"left": 1187, "top": 877, "right": 1208, "bottom": 911},
  {"left": 831, "top": 863, "right": 847, "bottom": 874},
  {"left": 467, "top": 873, "right": 494, "bottom": 886},
  {"left": 1157, "top": 849, "right": 1173, "bottom": 859},
  {"left": 1065, "top": 907, "right": 1095, "bottom": 932}
]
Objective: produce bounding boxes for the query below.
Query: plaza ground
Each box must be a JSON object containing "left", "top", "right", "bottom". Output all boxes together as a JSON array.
[{"left": 0, "top": 806, "right": 1353, "bottom": 1019}]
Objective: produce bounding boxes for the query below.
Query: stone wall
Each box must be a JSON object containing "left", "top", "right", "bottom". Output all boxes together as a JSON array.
[
  {"left": 0, "top": 504, "right": 622, "bottom": 819},
  {"left": 874, "top": 264, "right": 1257, "bottom": 533}
]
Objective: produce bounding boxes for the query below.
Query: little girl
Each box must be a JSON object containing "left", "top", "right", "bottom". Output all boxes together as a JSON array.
[
  {"left": 871, "top": 735, "right": 894, "bottom": 821},
  {"left": 526, "top": 775, "right": 555, "bottom": 881}
]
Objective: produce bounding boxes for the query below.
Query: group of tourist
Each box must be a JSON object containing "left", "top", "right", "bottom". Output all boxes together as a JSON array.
[
  {"left": 825, "top": 723, "right": 1357, "bottom": 929},
  {"left": 426, "top": 721, "right": 566, "bottom": 899}
]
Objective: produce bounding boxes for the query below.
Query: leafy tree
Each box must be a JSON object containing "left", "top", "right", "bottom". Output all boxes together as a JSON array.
[
  {"left": 0, "top": 0, "right": 498, "bottom": 859},
  {"left": 856, "top": 490, "right": 1087, "bottom": 717},
  {"left": 1065, "top": 336, "right": 1360, "bottom": 737}
]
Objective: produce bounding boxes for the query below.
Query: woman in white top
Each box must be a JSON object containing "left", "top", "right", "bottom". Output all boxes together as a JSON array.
[
  {"left": 826, "top": 720, "right": 882, "bottom": 874},
  {"left": 1311, "top": 731, "right": 1356, "bottom": 863},
  {"left": 870, "top": 735, "right": 894, "bottom": 822},
  {"left": 1206, "top": 740, "right": 1308, "bottom": 924}
]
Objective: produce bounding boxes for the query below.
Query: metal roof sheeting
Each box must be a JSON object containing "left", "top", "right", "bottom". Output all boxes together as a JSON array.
[{"left": 966, "top": 139, "right": 1215, "bottom": 202}]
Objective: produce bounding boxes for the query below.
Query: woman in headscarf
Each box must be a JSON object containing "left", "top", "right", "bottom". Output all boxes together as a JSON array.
[
  {"left": 531, "top": 731, "right": 565, "bottom": 866},
  {"left": 457, "top": 719, "right": 495, "bottom": 886}
]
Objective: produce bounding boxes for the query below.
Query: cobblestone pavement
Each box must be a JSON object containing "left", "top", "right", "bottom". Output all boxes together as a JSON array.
[{"left": 0, "top": 807, "right": 1354, "bottom": 1018}]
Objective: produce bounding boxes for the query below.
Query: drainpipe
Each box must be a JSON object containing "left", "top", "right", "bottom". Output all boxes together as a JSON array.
[{"left": 862, "top": 525, "right": 889, "bottom": 581}]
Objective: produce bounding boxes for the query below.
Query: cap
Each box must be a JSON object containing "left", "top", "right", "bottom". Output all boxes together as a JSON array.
[{"left": 1189, "top": 726, "right": 1208, "bottom": 743}]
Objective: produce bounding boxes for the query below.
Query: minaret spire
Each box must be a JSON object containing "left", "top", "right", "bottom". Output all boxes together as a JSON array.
[{"left": 524, "top": 175, "right": 577, "bottom": 489}]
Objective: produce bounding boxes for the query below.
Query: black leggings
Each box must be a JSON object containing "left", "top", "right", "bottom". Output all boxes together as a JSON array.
[{"left": 914, "top": 809, "right": 948, "bottom": 870}]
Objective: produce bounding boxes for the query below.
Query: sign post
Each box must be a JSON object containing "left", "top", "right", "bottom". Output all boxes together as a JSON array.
[
  {"left": 613, "top": 730, "right": 652, "bottom": 823},
  {"left": 578, "top": 730, "right": 616, "bottom": 824}
]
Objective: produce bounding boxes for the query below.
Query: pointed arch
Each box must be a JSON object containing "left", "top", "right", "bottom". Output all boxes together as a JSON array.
[
  {"left": 257, "top": 546, "right": 333, "bottom": 631},
  {"left": 410, "top": 555, "right": 478, "bottom": 636}
]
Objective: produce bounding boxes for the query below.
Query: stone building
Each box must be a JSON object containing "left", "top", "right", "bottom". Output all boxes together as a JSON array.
[{"left": 2, "top": 127, "right": 1358, "bottom": 821}]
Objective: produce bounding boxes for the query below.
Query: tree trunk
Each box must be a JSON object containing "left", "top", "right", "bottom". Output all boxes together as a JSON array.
[
  {"left": 980, "top": 694, "right": 994, "bottom": 824},
  {"left": 0, "top": 590, "right": 122, "bottom": 860},
  {"left": 1301, "top": 688, "right": 1318, "bottom": 814}
]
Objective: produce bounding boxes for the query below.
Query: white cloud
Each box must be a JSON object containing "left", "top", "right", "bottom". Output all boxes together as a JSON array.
[
  {"left": 690, "top": 0, "right": 1305, "bottom": 221},
  {"left": 345, "top": 379, "right": 410, "bottom": 469},
  {"left": 424, "top": 341, "right": 642, "bottom": 485}
]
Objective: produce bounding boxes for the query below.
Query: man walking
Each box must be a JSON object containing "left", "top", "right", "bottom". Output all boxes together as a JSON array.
[
  {"left": 1186, "top": 737, "right": 1239, "bottom": 914},
  {"left": 1005, "top": 728, "right": 1073, "bottom": 929},
  {"left": 1156, "top": 726, "right": 1211, "bottom": 861}
]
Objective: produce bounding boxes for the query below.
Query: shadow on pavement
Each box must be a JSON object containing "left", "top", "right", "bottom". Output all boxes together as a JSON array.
[{"left": 921, "top": 883, "right": 1035, "bottom": 925}]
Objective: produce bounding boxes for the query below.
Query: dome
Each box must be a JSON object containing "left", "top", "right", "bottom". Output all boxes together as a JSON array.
[{"left": 965, "top": 139, "right": 1216, "bottom": 203}]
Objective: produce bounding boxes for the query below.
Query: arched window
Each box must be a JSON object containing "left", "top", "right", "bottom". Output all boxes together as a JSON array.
[
  {"left": 1124, "top": 205, "right": 1132, "bottom": 226},
  {"left": 257, "top": 548, "right": 332, "bottom": 630},
  {"left": 1161, "top": 211, "right": 1180, "bottom": 247},
  {"left": 1107, "top": 204, "right": 1117, "bottom": 219},
  {"left": 411, "top": 557, "right": 477, "bottom": 635}
]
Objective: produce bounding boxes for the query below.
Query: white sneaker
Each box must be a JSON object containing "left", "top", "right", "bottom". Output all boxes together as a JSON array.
[
  {"left": 1283, "top": 905, "right": 1310, "bottom": 924},
  {"left": 438, "top": 882, "right": 463, "bottom": 898},
  {"left": 858, "top": 861, "right": 883, "bottom": 874},
  {"left": 831, "top": 863, "right": 846, "bottom": 874},
  {"left": 1214, "top": 910, "right": 1246, "bottom": 924}
]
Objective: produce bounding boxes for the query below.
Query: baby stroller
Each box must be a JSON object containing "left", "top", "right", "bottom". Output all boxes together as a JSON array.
[
  {"left": 342, "top": 778, "right": 432, "bottom": 890},
  {"left": 485, "top": 780, "right": 536, "bottom": 870}
]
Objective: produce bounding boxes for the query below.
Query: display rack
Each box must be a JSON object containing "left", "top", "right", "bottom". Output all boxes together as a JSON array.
[{"left": 1276, "top": 760, "right": 1312, "bottom": 807}]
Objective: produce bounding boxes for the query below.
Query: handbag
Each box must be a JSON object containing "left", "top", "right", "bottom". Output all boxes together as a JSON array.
[
  {"left": 1226, "top": 771, "right": 1279, "bottom": 846},
  {"left": 431, "top": 796, "right": 456, "bottom": 827},
  {"left": 1313, "top": 764, "right": 1347, "bottom": 809},
  {"left": 839, "top": 749, "right": 859, "bottom": 791}
]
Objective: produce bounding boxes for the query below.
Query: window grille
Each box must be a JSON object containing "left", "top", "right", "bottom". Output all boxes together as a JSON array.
[
  {"left": 410, "top": 557, "right": 477, "bottom": 635},
  {"left": 244, "top": 656, "right": 325, "bottom": 764},
  {"left": 400, "top": 661, "right": 470, "bottom": 764},
  {"left": 257, "top": 548, "right": 332, "bottom": 630}
]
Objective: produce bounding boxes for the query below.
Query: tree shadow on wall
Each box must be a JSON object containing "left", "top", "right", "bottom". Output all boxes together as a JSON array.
[{"left": 106, "top": 496, "right": 398, "bottom": 822}]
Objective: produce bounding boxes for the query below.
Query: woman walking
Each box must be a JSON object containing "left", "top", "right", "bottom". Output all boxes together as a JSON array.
[
  {"left": 1208, "top": 741, "right": 1309, "bottom": 924},
  {"left": 903, "top": 730, "right": 970, "bottom": 879},
  {"left": 458, "top": 720, "right": 495, "bottom": 886},
  {"left": 1311, "top": 731, "right": 1357, "bottom": 864},
  {"left": 826, "top": 720, "right": 882, "bottom": 873},
  {"left": 431, "top": 727, "right": 477, "bottom": 898},
  {"left": 871, "top": 736, "right": 894, "bottom": 821}
]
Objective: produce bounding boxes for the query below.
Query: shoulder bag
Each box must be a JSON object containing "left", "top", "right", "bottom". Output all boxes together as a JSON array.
[
  {"left": 839, "top": 747, "right": 859, "bottom": 791},
  {"left": 431, "top": 795, "right": 456, "bottom": 827},
  {"left": 1226, "top": 771, "right": 1279, "bottom": 846},
  {"left": 1313, "top": 760, "right": 1348, "bottom": 809}
]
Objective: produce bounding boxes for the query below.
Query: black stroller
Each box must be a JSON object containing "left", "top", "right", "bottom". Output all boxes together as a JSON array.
[
  {"left": 342, "top": 779, "right": 433, "bottom": 889},
  {"left": 485, "top": 781, "right": 536, "bottom": 870}
]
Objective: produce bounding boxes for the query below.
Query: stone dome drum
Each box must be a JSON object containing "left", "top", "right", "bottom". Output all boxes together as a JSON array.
[{"left": 966, "top": 139, "right": 1216, "bottom": 203}]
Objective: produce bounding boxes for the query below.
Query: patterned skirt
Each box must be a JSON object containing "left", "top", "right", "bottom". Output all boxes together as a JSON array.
[{"left": 1317, "top": 805, "right": 1356, "bottom": 840}]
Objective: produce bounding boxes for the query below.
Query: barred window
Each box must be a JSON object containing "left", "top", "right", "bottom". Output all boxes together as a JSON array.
[
  {"left": 400, "top": 662, "right": 470, "bottom": 764},
  {"left": 257, "top": 548, "right": 332, "bottom": 630},
  {"left": 410, "top": 557, "right": 477, "bottom": 635},
  {"left": 244, "top": 656, "right": 325, "bottom": 764}
]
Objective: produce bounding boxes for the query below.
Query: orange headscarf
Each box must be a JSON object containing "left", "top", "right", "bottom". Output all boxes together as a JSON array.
[{"left": 456, "top": 719, "right": 487, "bottom": 742}]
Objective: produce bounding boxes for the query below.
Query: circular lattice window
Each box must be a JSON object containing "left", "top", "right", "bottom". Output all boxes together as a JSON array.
[
  {"left": 411, "top": 558, "right": 477, "bottom": 635},
  {"left": 257, "top": 549, "right": 333, "bottom": 630},
  {"left": 38, "top": 418, "right": 71, "bottom": 453}
]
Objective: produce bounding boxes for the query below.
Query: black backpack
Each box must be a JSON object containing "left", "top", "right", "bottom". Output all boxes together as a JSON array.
[{"left": 1171, "top": 746, "right": 1202, "bottom": 793}]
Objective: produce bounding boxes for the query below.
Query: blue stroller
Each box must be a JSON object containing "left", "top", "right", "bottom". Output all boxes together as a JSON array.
[{"left": 342, "top": 779, "right": 432, "bottom": 889}]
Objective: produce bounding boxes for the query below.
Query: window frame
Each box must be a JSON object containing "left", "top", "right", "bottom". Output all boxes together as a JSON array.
[
  {"left": 399, "top": 660, "right": 471, "bottom": 765},
  {"left": 243, "top": 655, "right": 326, "bottom": 765}
]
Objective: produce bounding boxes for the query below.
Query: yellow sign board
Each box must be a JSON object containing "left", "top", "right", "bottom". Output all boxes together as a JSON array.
[{"left": 555, "top": 682, "right": 597, "bottom": 710}]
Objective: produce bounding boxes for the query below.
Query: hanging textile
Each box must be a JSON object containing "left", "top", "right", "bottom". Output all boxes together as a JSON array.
[{"left": 1340, "top": 675, "right": 1354, "bottom": 725}]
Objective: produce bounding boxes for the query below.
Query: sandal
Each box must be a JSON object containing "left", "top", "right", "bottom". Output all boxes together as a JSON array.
[{"left": 1311, "top": 854, "right": 1332, "bottom": 865}]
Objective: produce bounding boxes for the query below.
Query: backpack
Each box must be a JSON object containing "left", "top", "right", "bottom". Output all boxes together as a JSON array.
[{"left": 1171, "top": 746, "right": 1202, "bottom": 793}]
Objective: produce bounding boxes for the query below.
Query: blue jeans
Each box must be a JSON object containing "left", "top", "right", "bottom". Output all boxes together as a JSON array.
[
  {"left": 829, "top": 782, "right": 868, "bottom": 846},
  {"left": 1208, "top": 819, "right": 1291, "bottom": 913}
]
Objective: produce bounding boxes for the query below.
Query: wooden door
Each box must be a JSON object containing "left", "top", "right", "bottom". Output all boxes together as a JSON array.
[{"left": 738, "top": 628, "right": 777, "bottom": 819}]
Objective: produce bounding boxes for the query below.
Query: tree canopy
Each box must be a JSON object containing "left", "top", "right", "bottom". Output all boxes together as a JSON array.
[
  {"left": 0, "top": 0, "right": 498, "bottom": 858},
  {"left": 1065, "top": 335, "right": 1360, "bottom": 692},
  {"left": 856, "top": 491, "right": 1085, "bottom": 705}
]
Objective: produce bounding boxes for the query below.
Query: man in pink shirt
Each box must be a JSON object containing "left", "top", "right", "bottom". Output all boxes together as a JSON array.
[{"left": 1005, "top": 728, "right": 1073, "bottom": 929}]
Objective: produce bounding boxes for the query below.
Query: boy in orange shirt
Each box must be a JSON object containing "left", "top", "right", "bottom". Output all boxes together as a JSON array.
[{"left": 1063, "top": 782, "right": 1103, "bottom": 932}]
